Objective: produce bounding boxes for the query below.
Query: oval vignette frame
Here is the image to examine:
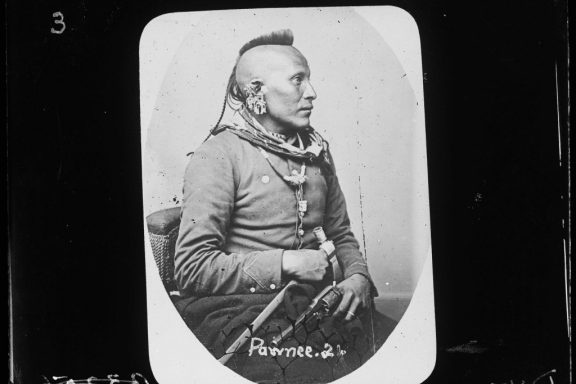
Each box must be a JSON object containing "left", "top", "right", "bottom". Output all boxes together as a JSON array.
[{"left": 139, "top": 6, "right": 436, "bottom": 384}]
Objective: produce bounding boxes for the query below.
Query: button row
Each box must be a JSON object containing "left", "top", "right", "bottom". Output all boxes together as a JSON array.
[{"left": 249, "top": 283, "right": 277, "bottom": 293}]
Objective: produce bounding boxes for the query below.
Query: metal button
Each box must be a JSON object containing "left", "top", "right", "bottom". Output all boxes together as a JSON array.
[
  {"left": 250, "top": 287, "right": 256, "bottom": 293},
  {"left": 270, "top": 284, "right": 276, "bottom": 290},
  {"left": 261, "top": 175, "right": 270, "bottom": 184},
  {"left": 291, "top": 169, "right": 299, "bottom": 175}
]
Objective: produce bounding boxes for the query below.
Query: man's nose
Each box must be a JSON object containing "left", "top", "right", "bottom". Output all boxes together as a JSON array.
[{"left": 303, "top": 81, "right": 317, "bottom": 100}]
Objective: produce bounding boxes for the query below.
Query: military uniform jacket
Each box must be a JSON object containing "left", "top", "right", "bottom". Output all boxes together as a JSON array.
[{"left": 174, "top": 130, "right": 371, "bottom": 298}]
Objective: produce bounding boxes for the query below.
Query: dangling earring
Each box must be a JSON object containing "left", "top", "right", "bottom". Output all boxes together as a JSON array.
[{"left": 244, "top": 86, "right": 267, "bottom": 115}]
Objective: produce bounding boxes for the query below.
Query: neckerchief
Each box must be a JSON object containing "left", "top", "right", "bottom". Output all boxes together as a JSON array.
[{"left": 215, "top": 108, "right": 331, "bottom": 167}]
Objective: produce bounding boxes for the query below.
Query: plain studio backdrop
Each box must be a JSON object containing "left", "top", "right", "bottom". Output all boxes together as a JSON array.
[{"left": 141, "top": 7, "right": 429, "bottom": 306}]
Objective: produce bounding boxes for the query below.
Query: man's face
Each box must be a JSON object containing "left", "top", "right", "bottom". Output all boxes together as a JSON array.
[
  {"left": 260, "top": 48, "right": 317, "bottom": 132},
  {"left": 237, "top": 45, "right": 317, "bottom": 133}
]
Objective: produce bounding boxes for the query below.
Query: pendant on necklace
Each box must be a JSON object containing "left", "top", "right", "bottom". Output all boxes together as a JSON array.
[
  {"left": 298, "top": 200, "right": 308, "bottom": 214},
  {"left": 283, "top": 164, "right": 307, "bottom": 187},
  {"left": 283, "top": 174, "right": 307, "bottom": 187}
]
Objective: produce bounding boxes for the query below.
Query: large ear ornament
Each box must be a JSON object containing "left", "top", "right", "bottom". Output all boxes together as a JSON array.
[{"left": 244, "top": 85, "right": 267, "bottom": 115}]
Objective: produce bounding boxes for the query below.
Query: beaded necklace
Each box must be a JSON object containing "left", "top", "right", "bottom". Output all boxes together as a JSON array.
[
  {"left": 268, "top": 131, "right": 290, "bottom": 142},
  {"left": 258, "top": 134, "right": 308, "bottom": 249}
]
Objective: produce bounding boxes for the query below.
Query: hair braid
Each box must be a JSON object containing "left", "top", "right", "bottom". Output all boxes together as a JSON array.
[
  {"left": 204, "top": 90, "right": 228, "bottom": 142},
  {"left": 205, "top": 29, "right": 295, "bottom": 141}
]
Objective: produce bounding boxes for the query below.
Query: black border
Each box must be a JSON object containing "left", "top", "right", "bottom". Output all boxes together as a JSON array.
[{"left": 7, "top": 1, "right": 571, "bottom": 383}]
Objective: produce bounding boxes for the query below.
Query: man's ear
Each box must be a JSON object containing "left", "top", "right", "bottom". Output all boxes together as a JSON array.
[{"left": 248, "top": 79, "right": 264, "bottom": 93}]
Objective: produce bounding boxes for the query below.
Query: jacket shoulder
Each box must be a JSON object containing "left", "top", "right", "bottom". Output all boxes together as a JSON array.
[{"left": 193, "top": 130, "right": 244, "bottom": 156}]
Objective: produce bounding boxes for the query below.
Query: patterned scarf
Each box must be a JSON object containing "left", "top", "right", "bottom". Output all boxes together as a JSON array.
[{"left": 215, "top": 108, "right": 331, "bottom": 167}]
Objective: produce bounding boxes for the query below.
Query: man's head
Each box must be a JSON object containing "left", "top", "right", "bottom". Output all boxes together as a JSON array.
[{"left": 227, "top": 30, "right": 317, "bottom": 134}]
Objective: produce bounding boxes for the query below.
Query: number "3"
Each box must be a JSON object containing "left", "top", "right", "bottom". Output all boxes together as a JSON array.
[{"left": 51, "top": 11, "right": 66, "bottom": 34}]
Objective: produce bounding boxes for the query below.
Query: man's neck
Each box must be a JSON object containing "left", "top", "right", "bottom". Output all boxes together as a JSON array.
[{"left": 254, "top": 115, "right": 297, "bottom": 141}]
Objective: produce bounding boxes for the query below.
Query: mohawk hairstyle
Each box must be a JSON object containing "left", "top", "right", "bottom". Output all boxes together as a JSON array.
[
  {"left": 207, "top": 30, "right": 295, "bottom": 137},
  {"left": 229, "top": 29, "right": 295, "bottom": 106},
  {"left": 238, "top": 29, "right": 294, "bottom": 56}
]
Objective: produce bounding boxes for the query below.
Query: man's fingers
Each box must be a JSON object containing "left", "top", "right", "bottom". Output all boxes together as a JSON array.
[
  {"left": 334, "top": 291, "right": 353, "bottom": 318},
  {"left": 344, "top": 299, "right": 360, "bottom": 322}
]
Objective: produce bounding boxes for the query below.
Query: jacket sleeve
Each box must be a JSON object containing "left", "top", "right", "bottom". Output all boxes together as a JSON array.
[
  {"left": 322, "top": 149, "right": 378, "bottom": 295},
  {"left": 174, "top": 137, "right": 283, "bottom": 297}
]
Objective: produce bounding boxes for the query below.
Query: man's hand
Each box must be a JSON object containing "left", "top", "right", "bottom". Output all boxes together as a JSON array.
[
  {"left": 282, "top": 249, "right": 330, "bottom": 282},
  {"left": 333, "top": 274, "right": 371, "bottom": 322}
]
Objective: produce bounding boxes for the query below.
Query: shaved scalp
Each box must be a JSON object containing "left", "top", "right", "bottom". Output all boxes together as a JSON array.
[
  {"left": 211, "top": 29, "right": 299, "bottom": 131},
  {"left": 227, "top": 29, "right": 296, "bottom": 106},
  {"left": 235, "top": 45, "right": 306, "bottom": 91}
]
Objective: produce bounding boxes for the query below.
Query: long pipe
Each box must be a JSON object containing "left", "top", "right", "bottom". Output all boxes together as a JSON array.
[{"left": 218, "top": 280, "right": 297, "bottom": 365}]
